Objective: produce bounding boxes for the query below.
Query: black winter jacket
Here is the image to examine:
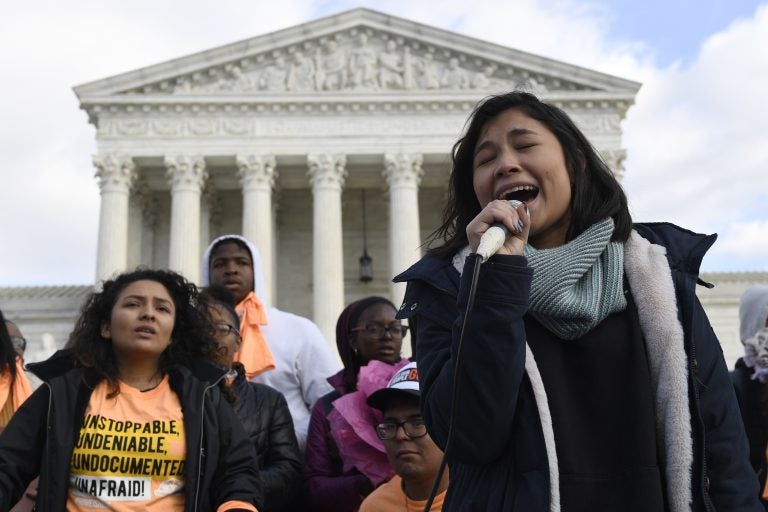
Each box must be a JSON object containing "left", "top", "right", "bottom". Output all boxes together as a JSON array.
[
  {"left": 732, "top": 358, "right": 768, "bottom": 510},
  {"left": 394, "top": 222, "right": 761, "bottom": 512},
  {"left": 229, "top": 363, "right": 303, "bottom": 512},
  {"left": 0, "top": 350, "right": 262, "bottom": 511}
]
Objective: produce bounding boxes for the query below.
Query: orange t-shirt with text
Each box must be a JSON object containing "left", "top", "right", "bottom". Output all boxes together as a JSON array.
[{"left": 67, "top": 376, "right": 186, "bottom": 511}]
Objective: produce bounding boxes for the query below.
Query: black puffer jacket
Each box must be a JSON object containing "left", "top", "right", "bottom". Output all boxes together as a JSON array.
[
  {"left": 0, "top": 350, "right": 262, "bottom": 511},
  {"left": 229, "top": 363, "right": 303, "bottom": 512}
]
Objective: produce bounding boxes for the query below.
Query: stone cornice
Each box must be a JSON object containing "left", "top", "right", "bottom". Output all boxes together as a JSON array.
[{"left": 80, "top": 90, "right": 635, "bottom": 126}]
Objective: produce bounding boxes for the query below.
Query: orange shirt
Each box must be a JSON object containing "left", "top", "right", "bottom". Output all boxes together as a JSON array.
[
  {"left": 67, "top": 376, "right": 186, "bottom": 511},
  {"left": 360, "top": 475, "right": 446, "bottom": 512}
]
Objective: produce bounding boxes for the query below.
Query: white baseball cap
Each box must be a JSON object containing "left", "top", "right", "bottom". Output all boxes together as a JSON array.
[{"left": 367, "top": 361, "right": 420, "bottom": 411}]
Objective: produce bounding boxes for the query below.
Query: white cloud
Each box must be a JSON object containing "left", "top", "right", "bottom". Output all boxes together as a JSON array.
[
  {"left": 621, "top": 4, "right": 768, "bottom": 272},
  {"left": 719, "top": 221, "right": 768, "bottom": 254}
]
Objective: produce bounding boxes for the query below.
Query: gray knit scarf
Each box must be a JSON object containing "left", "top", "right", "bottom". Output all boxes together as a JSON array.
[
  {"left": 524, "top": 217, "right": 626, "bottom": 339},
  {"left": 452, "top": 217, "right": 626, "bottom": 340}
]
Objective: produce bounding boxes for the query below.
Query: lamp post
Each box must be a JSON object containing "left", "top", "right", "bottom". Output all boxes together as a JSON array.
[{"left": 359, "top": 189, "right": 373, "bottom": 282}]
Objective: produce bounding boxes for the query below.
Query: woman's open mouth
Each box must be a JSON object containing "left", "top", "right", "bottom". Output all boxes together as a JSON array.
[{"left": 500, "top": 185, "right": 538, "bottom": 203}]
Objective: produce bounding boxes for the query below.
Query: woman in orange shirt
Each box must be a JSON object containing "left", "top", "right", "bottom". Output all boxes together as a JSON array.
[{"left": 0, "top": 269, "right": 261, "bottom": 512}]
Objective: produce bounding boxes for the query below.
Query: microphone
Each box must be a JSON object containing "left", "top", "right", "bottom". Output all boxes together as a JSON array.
[{"left": 476, "top": 200, "right": 527, "bottom": 260}]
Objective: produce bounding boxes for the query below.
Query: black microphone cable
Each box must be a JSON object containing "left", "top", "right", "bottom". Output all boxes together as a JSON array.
[{"left": 422, "top": 251, "right": 485, "bottom": 511}]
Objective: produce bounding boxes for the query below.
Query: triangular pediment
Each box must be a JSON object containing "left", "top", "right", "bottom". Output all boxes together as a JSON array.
[{"left": 74, "top": 8, "right": 639, "bottom": 101}]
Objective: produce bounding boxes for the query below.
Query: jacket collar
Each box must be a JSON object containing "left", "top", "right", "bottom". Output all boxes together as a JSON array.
[
  {"left": 632, "top": 222, "right": 716, "bottom": 287},
  {"left": 27, "top": 349, "right": 228, "bottom": 388},
  {"left": 393, "top": 250, "right": 461, "bottom": 298}
]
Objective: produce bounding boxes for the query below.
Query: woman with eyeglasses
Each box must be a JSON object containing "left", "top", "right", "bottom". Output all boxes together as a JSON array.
[
  {"left": 198, "top": 286, "right": 303, "bottom": 512},
  {"left": 0, "top": 310, "right": 32, "bottom": 434},
  {"left": 304, "top": 296, "right": 409, "bottom": 512}
]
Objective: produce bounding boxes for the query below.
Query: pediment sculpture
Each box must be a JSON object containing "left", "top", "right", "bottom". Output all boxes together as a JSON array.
[{"left": 155, "top": 30, "right": 587, "bottom": 96}]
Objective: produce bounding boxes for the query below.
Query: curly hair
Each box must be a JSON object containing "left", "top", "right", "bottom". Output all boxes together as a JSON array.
[
  {"left": 69, "top": 268, "right": 217, "bottom": 396},
  {"left": 429, "top": 91, "right": 632, "bottom": 257}
]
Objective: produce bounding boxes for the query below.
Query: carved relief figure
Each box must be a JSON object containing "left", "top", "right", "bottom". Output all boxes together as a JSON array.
[
  {"left": 320, "top": 40, "right": 348, "bottom": 90},
  {"left": 441, "top": 57, "right": 469, "bottom": 89},
  {"left": 523, "top": 76, "right": 548, "bottom": 93},
  {"left": 348, "top": 33, "right": 378, "bottom": 89},
  {"left": 259, "top": 56, "right": 288, "bottom": 91},
  {"left": 378, "top": 40, "right": 404, "bottom": 89},
  {"left": 287, "top": 51, "right": 316, "bottom": 91},
  {"left": 173, "top": 76, "right": 193, "bottom": 94},
  {"left": 415, "top": 53, "right": 440, "bottom": 90},
  {"left": 229, "top": 65, "right": 254, "bottom": 92},
  {"left": 471, "top": 65, "right": 496, "bottom": 89}
]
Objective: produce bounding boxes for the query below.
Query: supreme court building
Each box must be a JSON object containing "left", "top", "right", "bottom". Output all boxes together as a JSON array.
[{"left": 2, "top": 9, "right": 766, "bottom": 364}]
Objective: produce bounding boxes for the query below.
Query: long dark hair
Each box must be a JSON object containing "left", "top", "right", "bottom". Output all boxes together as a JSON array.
[
  {"left": 0, "top": 310, "right": 17, "bottom": 378},
  {"left": 69, "top": 268, "right": 216, "bottom": 396},
  {"left": 430, "top": 91, "right": 632, "bottom": 257}
]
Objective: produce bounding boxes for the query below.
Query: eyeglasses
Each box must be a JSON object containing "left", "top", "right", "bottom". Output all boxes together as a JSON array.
[
  {"left": 375, "top": 418, "right": 428, "bottom": 440},
  {"left": 350, "top": 323, "right": 408, "bottom": 338},
  {"left": 214, "top": 323, "right": 241, "bottom": 342},
  {"left": 9, "top": 336, "right": 26, "bottom": 353}
]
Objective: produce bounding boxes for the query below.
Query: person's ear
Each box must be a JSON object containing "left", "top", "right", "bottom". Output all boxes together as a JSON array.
[{"left": 100, "top": 321, "right": 112, "bottom": 339}]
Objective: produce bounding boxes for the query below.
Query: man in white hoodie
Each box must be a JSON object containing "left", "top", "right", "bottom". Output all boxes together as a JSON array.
[{"left": 202, "top": 234, "right": 341, "bottom": 451}]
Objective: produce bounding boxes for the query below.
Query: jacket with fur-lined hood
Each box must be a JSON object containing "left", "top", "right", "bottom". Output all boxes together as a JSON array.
[{"left": 394, "top": 222, "right": 761, "bottom": 512}]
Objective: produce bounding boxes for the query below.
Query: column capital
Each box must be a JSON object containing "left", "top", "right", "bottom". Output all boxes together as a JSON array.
[
  {"left": 383, "top": 153, "right": 424, "bottom": 188},
  {"left": 165, "top": 155, "right": 207, "bottom": 192},
  {"left": 307, "top": 153, "right": 347, "bottom": 190},
  {"left": 93, "top": 154, "right": 136, "bottom": 193},
  {"left": 236, "top": 154, "right": 277, "bottom": 190}
]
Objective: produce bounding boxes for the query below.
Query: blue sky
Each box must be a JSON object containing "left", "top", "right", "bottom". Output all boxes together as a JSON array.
[
  {"left": 593, "top": 0, "right": 764, "bottom": 66},
  {"left": 0, "top": 0, "right": 766, "bottom": 285}
]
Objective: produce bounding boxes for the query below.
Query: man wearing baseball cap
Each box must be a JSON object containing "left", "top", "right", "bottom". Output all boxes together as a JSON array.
[{"left": 361, "top": 361, "right": 449, "bottom": 511}]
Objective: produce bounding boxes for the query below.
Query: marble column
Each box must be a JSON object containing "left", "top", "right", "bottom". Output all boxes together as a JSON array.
[
  {"left": 93, "top": 154, "right": 136, "bottom": 284},
  {"left": 200, "top": 184, "right": 221, "bottom": 265},
  {"left": 384, "top": 153, "right": 424, "bottom": 313},
  {"left": 165, "top": 155, "right": 207, "bottom": 284},
  {"left": 308, "top": 153, "right": 347, "bottom": 346},
  {"left": 237, "top": 154, "right": 277, "bottom": 307},
  {"left": 127, "top": 180, "right": 153, "bottom": 270}
]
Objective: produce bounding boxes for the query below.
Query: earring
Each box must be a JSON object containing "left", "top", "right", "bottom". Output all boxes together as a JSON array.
[{"left": 352, "top": 347, "right": 359, "bottom": 355}]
